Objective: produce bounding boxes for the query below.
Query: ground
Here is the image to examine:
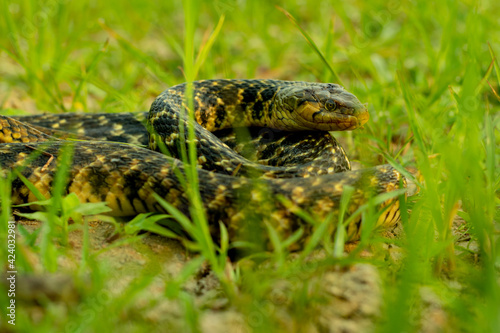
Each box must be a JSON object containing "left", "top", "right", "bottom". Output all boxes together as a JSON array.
[{"left": 6, "top": 215, "right": 459, "bottom": 333}]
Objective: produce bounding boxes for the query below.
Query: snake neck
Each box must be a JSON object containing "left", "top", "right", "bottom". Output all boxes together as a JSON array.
[{"left": 150, "top": 79, "right": 306, "bottom": 132}]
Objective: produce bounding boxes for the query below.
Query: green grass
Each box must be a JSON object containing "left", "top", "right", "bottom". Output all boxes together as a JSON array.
[{"left": 1, "top": 0, "right": 499, "bottom": 332}]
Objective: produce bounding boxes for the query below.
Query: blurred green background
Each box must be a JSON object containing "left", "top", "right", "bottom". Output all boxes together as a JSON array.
[{"left": 1, "top": 0, "right": 499, "bottom": 332}]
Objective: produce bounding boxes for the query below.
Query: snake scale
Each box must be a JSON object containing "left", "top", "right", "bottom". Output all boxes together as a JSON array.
[{"left": 0, "top": 79, "right": 406, "bottom": 248}]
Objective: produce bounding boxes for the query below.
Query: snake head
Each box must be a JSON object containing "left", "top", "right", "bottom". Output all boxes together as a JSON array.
[{"left": 275, "top": 83, "right": 369, "bottom": 131}]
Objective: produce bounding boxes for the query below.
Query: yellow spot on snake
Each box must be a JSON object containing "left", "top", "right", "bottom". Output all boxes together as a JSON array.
[{"left": 291, "top": 186, "right": 305, "bottom": 204}]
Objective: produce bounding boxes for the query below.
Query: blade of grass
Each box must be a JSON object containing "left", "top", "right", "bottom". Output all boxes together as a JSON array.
[
  {"left": 99, "top": 19, "right": 174, "bottom": 86},
  {"left": 193, "top": 15, "right": 225, "bottom": 79},
  {"left": 71, "top": 39, "right": 110, "bottom": 111},
  {"left": 333, "top": 185, "right": 354, "bottom": 257},
  {"left": 276, "top": 6, "right": 343, "bottom": 85}
]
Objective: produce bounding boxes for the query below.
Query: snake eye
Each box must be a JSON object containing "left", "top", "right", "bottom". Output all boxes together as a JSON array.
[{"left": 325, "top": 99, "right": 337, "bottom": 111}]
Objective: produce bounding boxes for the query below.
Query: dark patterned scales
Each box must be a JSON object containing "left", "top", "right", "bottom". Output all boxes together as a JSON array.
[{"left": 1, "top": 79, "right": 406, "bottom": 246}]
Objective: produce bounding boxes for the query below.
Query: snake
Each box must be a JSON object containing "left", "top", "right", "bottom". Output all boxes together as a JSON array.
[{"left": 0, "top": 79, "right": 406, "bottom": 248}]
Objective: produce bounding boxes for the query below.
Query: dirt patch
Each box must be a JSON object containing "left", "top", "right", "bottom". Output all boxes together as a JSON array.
[{"left": 9, "top": 215, "right": 463, "bottom": 332}]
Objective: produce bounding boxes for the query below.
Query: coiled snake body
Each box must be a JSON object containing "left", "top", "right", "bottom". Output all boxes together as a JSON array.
[{"left": 0, "top": 80, "right": 405, "bottom": 247}]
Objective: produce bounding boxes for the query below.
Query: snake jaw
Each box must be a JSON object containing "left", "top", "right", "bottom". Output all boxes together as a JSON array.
[
  {"left": 293, "top": 102, "right": 369, "bottom": 131},
  {"left": 355, "top": 108, "right": 370, "bottom": 127}
]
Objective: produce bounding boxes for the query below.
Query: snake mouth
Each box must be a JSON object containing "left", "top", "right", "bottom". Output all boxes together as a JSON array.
[{"left": 298, "top": 104, "right": 369, "bottom": 131}]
